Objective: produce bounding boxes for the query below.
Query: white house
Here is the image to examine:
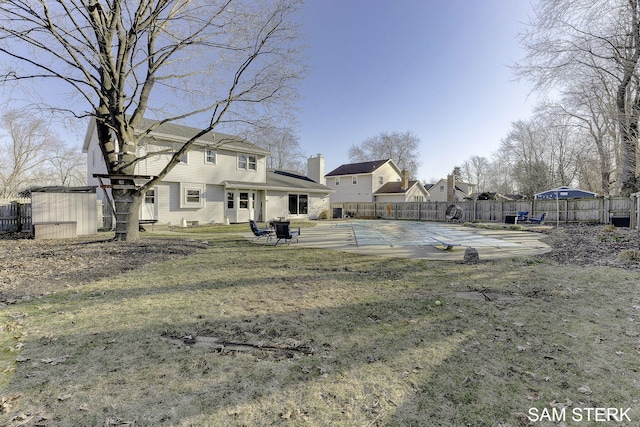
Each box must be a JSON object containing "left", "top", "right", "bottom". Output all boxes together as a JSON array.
[
  {"left": 83, "top": 118, "right": 333, "bottom": 225},
  {"left": 425, "top": 175, "right": 474, "bottom": 202},
  {"left": 325, "top": 159, "right": 429, "bottom": 203}
]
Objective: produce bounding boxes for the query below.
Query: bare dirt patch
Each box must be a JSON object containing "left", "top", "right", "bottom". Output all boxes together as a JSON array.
[
  {"left": 0, "top": 234, "right": 209, "bottom": 303},
  {"left": 538, "top": 223, "right": 640, "bottom": 269}
]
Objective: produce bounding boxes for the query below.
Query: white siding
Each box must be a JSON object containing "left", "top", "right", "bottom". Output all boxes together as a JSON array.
[
  {"left": 265, "top": 191, "right": 289, "bottom": 220},
  {"left": 135, "top": 144, "right": 267, "bottom": 186},
  {"left": 375, "top": 194, "right": 406, "bottom": 203},
  {"left": 328, "top": 162, "right": 403, "bottom": 202},
  {"left": 265, "top": 191, "right": 329, "bottom": 221},
  {"left": 86, "top": 130, "right": 108, "bottom": 188},
  {"left": 373, "top": 163, "right": 402, "bottom": 193},
  {"left": 155, "top": 182, "right": 226, "bottom": 225},
  {"left": 308, "top": 194, "right": 330, "bottom": 219},
  {"left": 31, "top": 192, "right": 97, "bottom": 236}
]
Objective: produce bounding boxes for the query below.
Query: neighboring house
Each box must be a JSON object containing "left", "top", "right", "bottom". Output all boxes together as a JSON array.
[
  {"left": 535, "top": 186, "right": 597, "bottom": 200},
  {"left": 325, "top": 159, "right": 429, "bottom": 203},
  {"left": 83, "top": 118, "right": 332, "bottom": 224},
  {"left": 425, "top": 176, "right": 475, "bottom": 202}
]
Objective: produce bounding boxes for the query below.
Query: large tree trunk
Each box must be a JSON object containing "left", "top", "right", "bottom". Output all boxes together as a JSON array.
[
  {"left": 619, "top": 135, "right": 638, "bottom": 196},
  {"left": 113, "top": 187, "right": 142, "bottom": 241}
]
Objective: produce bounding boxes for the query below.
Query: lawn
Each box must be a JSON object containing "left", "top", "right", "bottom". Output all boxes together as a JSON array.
[{"left": 1, "top": 232, "right": 639, "bottom": 426}]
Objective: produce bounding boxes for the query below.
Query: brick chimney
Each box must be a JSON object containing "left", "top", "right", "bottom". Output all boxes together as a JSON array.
[
  {"left": 307, "top": 154, "right": 325, "bottom": 184},
  {"left": 447, "top": 174, "right": 456, "bottom": 203},
  {"left": 401, "top": 169, "right": 409, "bottom": 191}
]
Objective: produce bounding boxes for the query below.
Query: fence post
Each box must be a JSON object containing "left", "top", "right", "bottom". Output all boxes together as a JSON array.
[{"left": 16, "top": 202, "right": 22, "bottom": 232}]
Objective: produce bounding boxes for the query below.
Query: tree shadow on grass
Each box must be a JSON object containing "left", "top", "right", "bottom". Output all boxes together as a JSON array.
[{"left": 2, "top": 260, "right": 480, "bottom": 426}]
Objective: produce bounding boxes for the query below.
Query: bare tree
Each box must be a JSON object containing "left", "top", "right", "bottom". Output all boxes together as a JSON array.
[
  {"left": 349, "top": 131, "right": 421, "bottom": 178},
  {"left": 516, "top": 0, "right": 640, "bottom": 195},
  {"left": 499, "top": 118, "right": 552, "bottom": 198},
  {"left": 48, "top": 144, "right": 86, "bottom": 187},
  {"left": 534, "top": 105, "right": 581, "bottom": 188},
  {"left": 0, "top": 110, "right": 54, "bottom": 197},
  {"left": 460, "top": 156, "right": 490, "bottom": 192},
  {"left": 550, "top": 81, "right": 619, "bottom": 195},
  {"left": 0, "top": 0, "right": 304, "bottom": 240},
  {"left": 247, "top": 125, "right": 306, "bottom": 173}
]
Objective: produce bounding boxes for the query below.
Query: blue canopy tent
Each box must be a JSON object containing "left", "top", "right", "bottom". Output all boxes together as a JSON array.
[{"left": 534, "top": 186, "right": 597, "bottom": 200}]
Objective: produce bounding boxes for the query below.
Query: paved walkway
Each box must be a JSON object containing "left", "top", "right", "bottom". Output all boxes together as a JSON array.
[{"left": 261, "top": 220, "right": 551, "bottom": 260}]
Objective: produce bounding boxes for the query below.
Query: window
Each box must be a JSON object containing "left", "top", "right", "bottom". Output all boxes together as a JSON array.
[
  {"left": 186, "top": 189, "right": 201, "bottom": 204},
  {"left": 179, "top": 153, "right": 188, "bottom": 164},
  {"left": 288, "top": 194, "right": 308, "bottom": 215},
  {"left": 227, "top": 192, "right": 234, "bottom": 209},
  {"left": 248, "top": 155, "right": 257, "bottom": 170},
  {"left": 144, "top": 189, "right": 155, "bottom": 204},
  {"left": 439, "top": 185, "right": 445, "bottom": 193},
  {"left": 205, "top": 149, "right": 216, "bottom": 164},
  {"left": 237, "top": 154, "right": 257, "bottom": 170},
  {"left": 335, "top": 177, "right": 340, "bottom": 186},
  {"left": 238, "top": 154, "right": 247, "bottom": 169},
  {"left": 180, "top": 183, "right": 204, "bottom": 208},
  {"left": 352, "top": 176, "right": 358, "bottom": 185},
  {"left": 239, "top": 192, "right": 249, "bottom": 209},
  {"left": 378, "top": 176, "right": 384, "bottom": 185}
]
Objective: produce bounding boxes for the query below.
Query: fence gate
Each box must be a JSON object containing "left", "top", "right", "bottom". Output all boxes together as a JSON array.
[{"left": 0, "top": 200, "right": 32, "bottom": 232}]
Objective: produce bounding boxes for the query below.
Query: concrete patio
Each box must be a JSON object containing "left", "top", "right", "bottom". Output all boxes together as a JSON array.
[{"left": 257, "top": 220, "right": 552, "bottom": 261}]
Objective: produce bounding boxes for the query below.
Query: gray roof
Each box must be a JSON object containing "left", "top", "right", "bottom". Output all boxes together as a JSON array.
[
  {"left": 225, "top": 169, "right": 333, "bottom": 194},
  {"left": 136, "top": 118, "right": 270, "bottom": 155},
  {"left": 325, "top": 159, "right": 392, "bottom": 177},
  {"left": 375, "top": 181, "right": 421, "bottom": 194}
]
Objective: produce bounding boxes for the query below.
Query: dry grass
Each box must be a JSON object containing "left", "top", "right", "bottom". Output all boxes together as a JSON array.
[
  {"left": 619, "top": 248, "right": 640, "bottom": 262},
  {"left": 1, "top": 234, "right": 640, "bottom": 426}
]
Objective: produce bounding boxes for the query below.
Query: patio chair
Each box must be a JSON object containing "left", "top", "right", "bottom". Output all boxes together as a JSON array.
[
  {"left": 249, "top": 219, "right": 272, "bottom": 241},
  {"left": 517, "top": 211, "right": 529, "bottom": 222},
  {"left": 528, "top": 212, "right": 547, "bottom": 224},
  {"left": 273, "top": 221, "right": 300, "bottom": 246}
]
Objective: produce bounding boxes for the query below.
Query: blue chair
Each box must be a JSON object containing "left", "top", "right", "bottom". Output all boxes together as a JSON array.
[
  {"left": 249, "top": 220, "right": 272, "bottom": 241},
  {"left": 273, "top": 221, "right": 300, "bottom": 246},
  {"left": 517, "top": 211, "right": 529, "bottom": 222},
  {"left": 528, "top": 212, "right": 547, "bottom": 224}
]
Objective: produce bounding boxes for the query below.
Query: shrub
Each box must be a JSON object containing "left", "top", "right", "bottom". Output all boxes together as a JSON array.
[
  {"left": 603, "top": 224, "right": 616, "bottom": 233},
  {"left": 618, "top": 249, "right": 640, "bottom": 262},
  {"left": 317, "top": 209, "right": 330, "bottom": 220}
]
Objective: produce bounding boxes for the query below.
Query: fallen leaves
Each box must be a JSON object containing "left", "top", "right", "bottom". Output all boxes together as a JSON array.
[
  {"left": 1, "top": 394, "right": 20, "bottom": 413},
  {"left": 577, "top": 385, "right": 593, "bottom": 395},
  {"left": 41, "top": 355, "right": 69, "bottom": 365}
]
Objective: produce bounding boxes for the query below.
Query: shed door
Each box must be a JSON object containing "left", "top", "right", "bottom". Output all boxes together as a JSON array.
[{"left": 140, "top": 188, "right": 157, "bottom": 221}]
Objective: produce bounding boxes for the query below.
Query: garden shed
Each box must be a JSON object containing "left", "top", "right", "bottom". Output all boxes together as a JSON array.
[
  {"left": 31, "top": 186, "right": 98, "bottom": 239},
  {"left": 534, "top": 186, "right": 597, "bottom": 200}
]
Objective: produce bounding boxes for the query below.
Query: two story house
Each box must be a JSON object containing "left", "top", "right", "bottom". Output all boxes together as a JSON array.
[
  {"left": 325, "top": 159, "right": 429, "bottom": 203},
  {"left": 83, "top": 118, "right": 332, "bottom": 225}
]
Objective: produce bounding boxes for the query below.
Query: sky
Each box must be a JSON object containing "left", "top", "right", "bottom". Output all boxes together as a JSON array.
[
  {"left": 1, "top": 0, "right": 539, "bottom": 185},
  {"left": 297, "top": 0, "right": 540, "bottom": 182}
]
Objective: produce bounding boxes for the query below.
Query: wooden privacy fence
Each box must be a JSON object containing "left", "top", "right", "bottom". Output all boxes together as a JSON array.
[
  {"left": 331, "top": 195, "right": 640, "bottom": 229},
  {"left": 0, "top": 199, "right": 32, "bottom": 232}
]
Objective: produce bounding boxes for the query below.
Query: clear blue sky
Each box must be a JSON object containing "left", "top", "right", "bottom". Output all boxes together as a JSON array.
[{"left": 297, "top": 0, "right": 539, "bottom": 182}]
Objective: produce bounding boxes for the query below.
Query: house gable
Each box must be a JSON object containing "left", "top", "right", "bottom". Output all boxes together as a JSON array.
[
  {"left": 326, "top": 159, "right": 406, "bottom": 202},
  {"left": 374, "top": 180, "right": 429, "bottom": 202},
  {"left": 425, "top": 177, "right": 474, "bottom": 202}
]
